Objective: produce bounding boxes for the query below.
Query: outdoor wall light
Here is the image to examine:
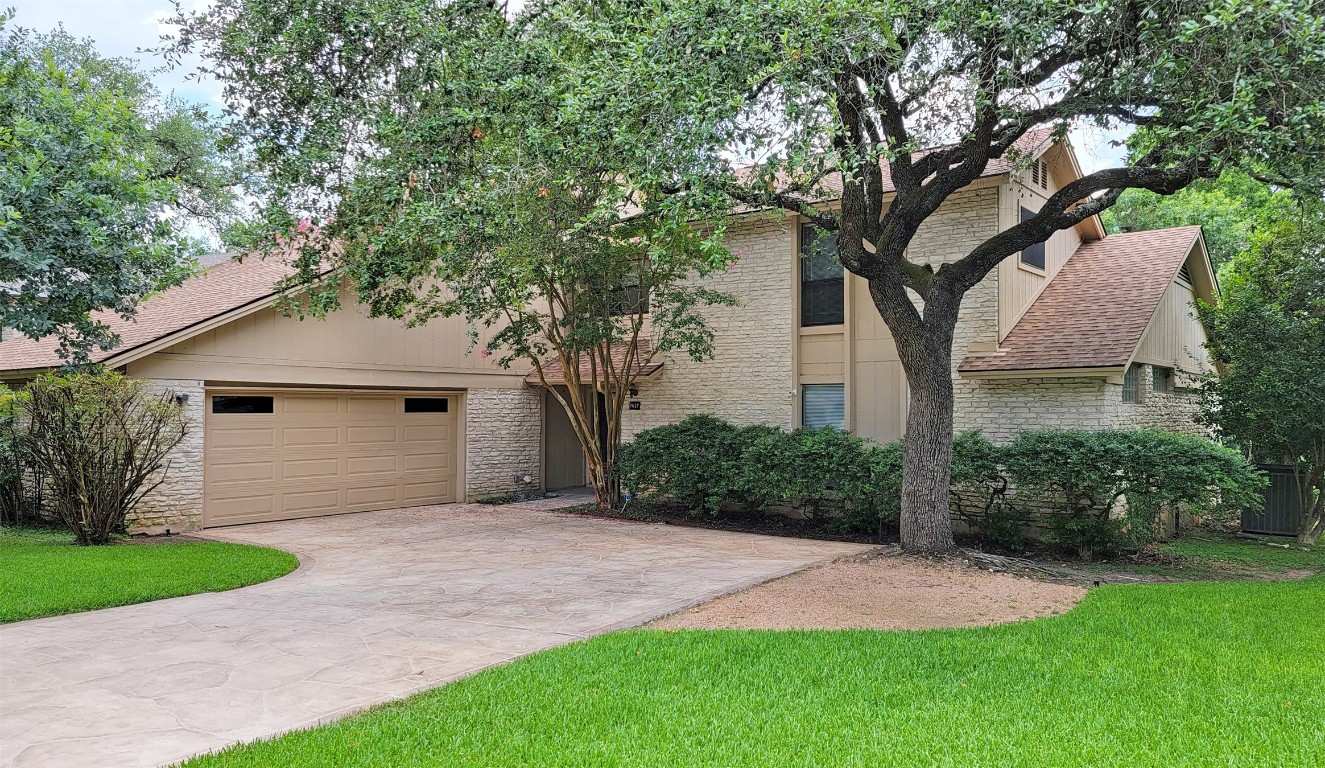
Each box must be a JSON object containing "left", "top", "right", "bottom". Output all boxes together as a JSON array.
[
  {"left": 628, "top": 384, "right": 639, "bottom": 397},
  {"left": 175, "top": 393, "right": 190, "bottom": 405}
]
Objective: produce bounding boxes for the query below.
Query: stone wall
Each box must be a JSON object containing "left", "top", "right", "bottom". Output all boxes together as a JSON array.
[
  {"left": 465, "top": 387, "right": 543, "bottom": 497},
  {"left": 1115, "top": 363, "right": 1208, "bottom": 437},
  {"left": 955, "top": 377, "right": 1118, "bottom": 442},
  {"left": 955, "top": 364, "right": 1207, "bottom": 443},
  {"left": 913, "top": 186, "right": 1004, "bottom": 433},
  {"left": 621, "top": 215, "right": 797, "bottom": 440},
  {"left": 128, "top": 379, "right": 205, "bottom": 534}
]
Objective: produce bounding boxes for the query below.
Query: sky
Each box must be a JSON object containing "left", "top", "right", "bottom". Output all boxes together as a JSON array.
[
  {"left": 11, "top": 0, "right": 1132, "bottom": 174},
  {"left": 11, "top": 0, "right": 222, "bottom": 108}
]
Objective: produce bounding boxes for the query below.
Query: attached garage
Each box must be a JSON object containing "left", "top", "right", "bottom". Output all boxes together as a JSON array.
[
  {"left": 203, "top": 390, "right": 460, "bottom": 527},
  {"left": 1, "top": 255, "right": 545, "bottom": 534}
]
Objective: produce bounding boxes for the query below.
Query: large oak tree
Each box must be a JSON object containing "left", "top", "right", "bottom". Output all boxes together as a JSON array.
[{"left": 550, "top": 0, "right": 1325, "bottom": 551}]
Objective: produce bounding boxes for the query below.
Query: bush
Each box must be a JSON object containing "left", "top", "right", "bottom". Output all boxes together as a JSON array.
[
  {"left": 0, "top": 385, "right": 43, "bottom": 527},
  {"left": 618, "top": 414, "right": 747, "bottom": 515},
  {"left": 620, "top": 417, "right": 901, "bottom": 534},
  {"left": 619, "top": 417, "right": 1264, "bottom": 557},
  {"left": 23, "top": 372, "right": 189, "bottom": 545},
  {"left": 1001, "top": 428, "right": 1264, "bottom": 558},
  {"left": 741, "top": 426, "right": 895, "bottom": 531}
]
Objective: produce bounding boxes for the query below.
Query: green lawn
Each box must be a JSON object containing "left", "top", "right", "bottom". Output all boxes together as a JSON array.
[
  {"left": 184, "top": 575, "right": 1324, "bottom": 767},
  {"left": 1159, "top": 535, "right": 1323, "bottom": 572},
  {"left": 0, "top": 527, "right": 298, "bottom": 623}
]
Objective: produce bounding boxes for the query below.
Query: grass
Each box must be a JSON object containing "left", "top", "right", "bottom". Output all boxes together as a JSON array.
[
  {"left": 184, "top": 574, "right": 1324, "bottom": 767},
  {"left": 1158, "top": 534, "right": 1323, "bottom": 573},
  {"left": 0, "top": 526, "right": 298, "bottom": 623}
]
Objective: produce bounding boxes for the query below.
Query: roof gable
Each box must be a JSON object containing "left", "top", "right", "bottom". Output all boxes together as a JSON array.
[{"left": 959, "top": 226, "right": 1206, "bottom": 375}]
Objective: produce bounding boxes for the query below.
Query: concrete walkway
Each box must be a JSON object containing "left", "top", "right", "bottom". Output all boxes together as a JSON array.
[{"left": 0, "top": 500, "right": 868, "bottom": 768}]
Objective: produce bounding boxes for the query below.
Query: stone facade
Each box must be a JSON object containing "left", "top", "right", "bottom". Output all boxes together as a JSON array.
[
  {"left": 1114, "top": 363, "right": 1208, "bottom": 437},
  {"left": 464, "top": 387, "right": 543, "bottom": 497},
  {"left": 616, "top": 184, "right": 1208, "bottom": 446},
  {"left": 128, "top": 379, "right": 205, "bottom": 534},
  {"left": 622, "top": 215, "right": 797, "bottom": 440},
  {"left": 955, "top": 365, "right": 1206, "bottom": 443}
]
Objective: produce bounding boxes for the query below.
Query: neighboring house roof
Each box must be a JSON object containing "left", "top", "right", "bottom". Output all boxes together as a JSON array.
[
  {"left": 524, "top": 339, "right": 663, "bottom": 386},
  {"left": 959, "top": 226, "right": 1205, "bottom": 375},
  {"left": 0, "top": 254, "right": 311, "bottom": 373}
]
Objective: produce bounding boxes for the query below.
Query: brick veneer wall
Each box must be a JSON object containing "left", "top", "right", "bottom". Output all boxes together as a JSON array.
[
  {"left": 465, "top": 387, "right": 543, "bottom": 497},
  {"left": 128, "top": 379, "right": 205, "bottom": 534}
]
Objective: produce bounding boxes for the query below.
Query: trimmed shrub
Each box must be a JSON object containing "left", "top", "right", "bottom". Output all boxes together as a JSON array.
[
  {"left": 1001, "top": 428, "right": 1264, "bottom": 558},
  {"left": 618, "top": 414, "right": 748, "bottom": 515},
  {"left": 741, "top": 426, "right": 893, "bottom": 529},
  {"left": 23, "top": 372, "right": 189, "bottom": 545},
  {"left": 619, "top": 417, "right": 1263, "bottom": 557}
]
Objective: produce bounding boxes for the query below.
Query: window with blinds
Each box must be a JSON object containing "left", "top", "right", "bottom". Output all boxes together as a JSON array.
[
  {"left": 802, "top": 384, "right": 846, "bottom": 429},
  {"left": 800, "top": 225, "right": 844, "bottom": 326}
]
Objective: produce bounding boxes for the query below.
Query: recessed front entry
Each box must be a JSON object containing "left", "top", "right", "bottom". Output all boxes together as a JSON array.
[{"left": 203, "top": 390, "right": 459, "bottom": 527}]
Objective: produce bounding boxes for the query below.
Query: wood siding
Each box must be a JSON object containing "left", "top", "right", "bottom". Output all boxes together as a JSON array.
[
  {"left": 130, "top": 281, "right": 526, "bottom": 389},
  {"left": 996, "top": 149, "right": 1089, "bottom": 340},
  {"left": 1134, "top": 276, "right": 1212, "bottom": 376}
]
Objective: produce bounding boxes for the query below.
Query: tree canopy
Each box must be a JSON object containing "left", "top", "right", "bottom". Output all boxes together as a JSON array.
[
  {"left": 1199, "top": 192, "right": 1325, "bottom": 543},
  {"left": 0, "top": 15, "right": 249, "bottom": 361},
  {"left": 164, "top": 0, "right": 739, "bottom": 506},
  {"left": 1103, "top": 170, "right": 1276, "bottom": 268},
  {"left": 169, "top": 0, "right": 1325, "bottom": 551}
]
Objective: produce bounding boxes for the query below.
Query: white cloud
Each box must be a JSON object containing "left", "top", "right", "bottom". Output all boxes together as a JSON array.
[{"left": 11, "top": 0, "right": 222, "bottom": 108}]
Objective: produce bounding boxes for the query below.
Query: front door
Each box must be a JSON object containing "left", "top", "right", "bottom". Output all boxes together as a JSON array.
[{"left": 543, "top": 386, "right": 588, "bottom": 490}]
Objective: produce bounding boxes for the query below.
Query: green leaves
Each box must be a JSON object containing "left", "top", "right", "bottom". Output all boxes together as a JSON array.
[
  {"left": 1198, "top": 191, "right": 1325, "bottom": 540},
  {"left": 0, "top": 19, "right": 248, "bottom": 361}
]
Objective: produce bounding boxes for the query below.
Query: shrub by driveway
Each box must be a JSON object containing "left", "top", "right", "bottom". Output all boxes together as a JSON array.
[{"left": 0, "top": 527, "right": 297, "bottom": 622}]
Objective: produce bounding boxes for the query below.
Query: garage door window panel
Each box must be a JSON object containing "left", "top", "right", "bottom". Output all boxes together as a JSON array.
[{"left": 212, "top": 395, "right": 274, "bottom": 414}]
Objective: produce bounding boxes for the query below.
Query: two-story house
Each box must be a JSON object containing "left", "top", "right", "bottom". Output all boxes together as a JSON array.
[
  {"left": 0, "top": 133, "right": 1216, "bottom": 533},
  {"left": 615, "top": 134, "right": 1216, "bottom": 450}
]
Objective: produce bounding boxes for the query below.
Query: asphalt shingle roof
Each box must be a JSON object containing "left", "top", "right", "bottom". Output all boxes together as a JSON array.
[
  {"left": 959, "top": 226, "right": 1203, "bottom": 374},
  {"left": 0, "top": 254, "right": 306, "bottom": 372}
]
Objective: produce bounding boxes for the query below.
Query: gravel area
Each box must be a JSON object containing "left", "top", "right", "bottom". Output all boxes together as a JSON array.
[{"left": 648, "top": 552, "right": 1087, "bottom": 631}]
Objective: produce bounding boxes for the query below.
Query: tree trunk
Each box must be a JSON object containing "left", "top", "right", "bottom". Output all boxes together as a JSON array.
[
  {"left": 876, "top": 281, "right": 961, "bottom": 554},
  {"left": 898, "top": 346, "right": 958, "bottom": 553},
  {"left": 1295, "top": 463, "right": 1323, "bottom": 545}
]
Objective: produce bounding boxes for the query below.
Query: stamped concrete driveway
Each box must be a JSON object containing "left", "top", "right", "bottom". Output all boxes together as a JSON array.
[{"left": 0, "top": 498, "right": 868, "bottom": 768}]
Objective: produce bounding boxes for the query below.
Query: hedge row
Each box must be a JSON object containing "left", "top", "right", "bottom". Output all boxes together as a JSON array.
[{"left": 617, "top": 415, "right": 1264, "bottom": 556}]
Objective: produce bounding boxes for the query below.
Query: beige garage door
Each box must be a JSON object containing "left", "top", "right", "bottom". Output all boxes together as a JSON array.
[{"left": 203, "top": 390, "right": 459, "bottom": 527}]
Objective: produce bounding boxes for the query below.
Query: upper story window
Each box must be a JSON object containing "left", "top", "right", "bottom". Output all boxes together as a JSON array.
[
  {"left": 1122, "top": 364, "right": 1144, "bottom": 404},
  {"left": 800, "top": 225, "right": 844, "bottom": 327},
  {"left": 609, "top": 271, "right": 648, "bottom": 316},
  {"left": 1019, "top": 207, "right": 1046, "bottom": 270}
]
